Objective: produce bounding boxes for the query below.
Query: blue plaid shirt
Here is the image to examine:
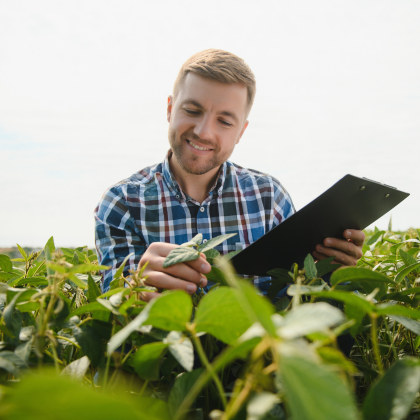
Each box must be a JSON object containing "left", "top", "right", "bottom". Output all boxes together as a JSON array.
[{"left": 94, "top": 151, "right": 295, "bottom": 292}]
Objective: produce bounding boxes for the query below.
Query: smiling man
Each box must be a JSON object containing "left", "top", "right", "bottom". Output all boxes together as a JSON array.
[{"left": 94, "top": 49, "right": 365, "bottom": 298}]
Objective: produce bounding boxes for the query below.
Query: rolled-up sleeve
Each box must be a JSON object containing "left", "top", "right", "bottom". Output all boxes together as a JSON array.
[{"left": 94, "top": 184, "right": 146, "bottom": 292}]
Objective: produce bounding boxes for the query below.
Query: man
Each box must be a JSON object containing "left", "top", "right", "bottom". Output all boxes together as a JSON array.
[{"left": 94, "top": 49, "right": 365, "bottom": 299}]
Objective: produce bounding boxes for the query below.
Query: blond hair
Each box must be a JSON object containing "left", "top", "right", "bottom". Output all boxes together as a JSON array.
[{"left": 173, "top": 49, "right": 256, "bottom": 113}]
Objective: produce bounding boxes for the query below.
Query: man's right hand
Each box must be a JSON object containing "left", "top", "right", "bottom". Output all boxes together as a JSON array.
[{"left": 135, "top": 242, "right": 211, "bottom": 302}]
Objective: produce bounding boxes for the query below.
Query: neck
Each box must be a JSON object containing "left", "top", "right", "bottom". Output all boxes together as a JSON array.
[{"left": 169, "top": 155, "right": 220, "bottom": 203}]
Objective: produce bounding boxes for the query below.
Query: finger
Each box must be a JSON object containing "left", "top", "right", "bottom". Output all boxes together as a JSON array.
[
  {"left": 343, "top": 229, "right": 365, "bottom": 247},
  {"left": 315, "top": 244, "right": 357, "bottom": 266},
  {"left": 322, "top": 238, "right": 363, "bottom": 259},
  {"left": 186, "top": 254, "right": 211, "bottom": 274},
  {"left": 139, "top": 291, "right": 161, "bottom": 302},
  {"left": 312, "top": 250, "right": 341, "bottom": 265},
  {"left": 144, "top": 271, "right": 203, "bottom": 294},
  {"left": 152, "top": 256, "right": 206, "bottom": 285}
]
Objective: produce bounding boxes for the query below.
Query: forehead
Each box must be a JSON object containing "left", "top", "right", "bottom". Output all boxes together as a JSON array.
[{"left": 176, "top": 73, "right": 248, "bottom": 117}]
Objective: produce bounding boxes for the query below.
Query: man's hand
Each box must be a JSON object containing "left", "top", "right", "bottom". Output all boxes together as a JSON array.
[
  {"left": 312, "top": 229, "right": 365, "bottom": 267},
  {"left": 135, "top": 242, "right": 211, "bottom": 302}
]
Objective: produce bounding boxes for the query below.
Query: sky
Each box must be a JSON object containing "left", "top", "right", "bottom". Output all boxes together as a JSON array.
[{"left": 0, "top": 0, "right": 419, "bottom": 248}]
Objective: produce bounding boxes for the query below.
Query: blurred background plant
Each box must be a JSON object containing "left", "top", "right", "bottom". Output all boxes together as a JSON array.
[{"left": 0, "top": 223, "right": 419, "bottom": 420}]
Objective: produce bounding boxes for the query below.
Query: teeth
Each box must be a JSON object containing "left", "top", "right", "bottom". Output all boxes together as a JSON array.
[{"left": 188, "top": 140, "right": 210, "bottom": 151}]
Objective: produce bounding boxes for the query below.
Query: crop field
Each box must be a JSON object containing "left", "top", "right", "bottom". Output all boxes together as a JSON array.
[{"left": 0, "top": 226, "right": 420, "bottom": 420}]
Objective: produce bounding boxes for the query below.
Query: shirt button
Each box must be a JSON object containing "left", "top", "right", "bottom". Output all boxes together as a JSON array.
[
  {"left": 203, "top": 239, "right": 208, "bottom": 243},
  {"left": 176, "top": 194, "right": 180, "bottom": 199},
  {"left": 200, "top": 207, "right": 205, "bottom": 212}
]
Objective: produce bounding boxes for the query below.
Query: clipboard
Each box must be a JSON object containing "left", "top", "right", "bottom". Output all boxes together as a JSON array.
[{"left": 230, "top": 174, "right": 410, "bottom": 276}]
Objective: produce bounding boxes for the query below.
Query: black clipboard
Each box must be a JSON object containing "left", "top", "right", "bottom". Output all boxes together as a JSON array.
[{"left": 230, "top": 174, "right": 410, "bottom": 276}]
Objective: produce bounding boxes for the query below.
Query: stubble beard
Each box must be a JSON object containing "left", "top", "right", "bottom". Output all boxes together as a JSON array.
[{"left": 168, "top": 129, "right": 228, "bottom": 176}]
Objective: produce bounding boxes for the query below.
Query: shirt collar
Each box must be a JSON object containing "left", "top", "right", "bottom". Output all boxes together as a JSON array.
[{"left": 162, "top": 149, "right": 227, "bottom": 200}]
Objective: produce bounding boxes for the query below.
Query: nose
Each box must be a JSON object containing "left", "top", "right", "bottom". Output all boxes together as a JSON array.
[{"left": 193, "top": 114, "right": 214, "bottom": 142}]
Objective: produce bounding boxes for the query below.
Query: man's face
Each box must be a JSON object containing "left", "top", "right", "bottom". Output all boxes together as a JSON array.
[{"left": 167, "top": 73, "right": 249, "bottom": 176}]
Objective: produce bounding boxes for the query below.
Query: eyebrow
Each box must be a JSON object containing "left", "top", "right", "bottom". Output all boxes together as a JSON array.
[{"left": 181, "top": 99, "right": 240, "bottom": 124}]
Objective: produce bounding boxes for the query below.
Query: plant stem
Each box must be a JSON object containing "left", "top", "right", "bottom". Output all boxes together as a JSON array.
[
  {"left": 103, "top": 319, "right": 116, "bottom": 390},
  {"left": 383, "top": 318, "right": 398, "bottom": 364},
  {"left": 370, "top": 314, "right": 384, "bottom": 376},
  {"left": 190, "top": 329, "right": 227, "bottom": 409}
]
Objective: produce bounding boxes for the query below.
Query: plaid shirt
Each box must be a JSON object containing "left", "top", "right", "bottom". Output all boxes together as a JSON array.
[{"left": 94, "top": 151, "right": 295, "bottom": 292}]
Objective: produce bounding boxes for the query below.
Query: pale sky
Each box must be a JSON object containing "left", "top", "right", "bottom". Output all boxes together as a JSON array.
[{"left": 1, "top": 0, "right": 419, "bottom": 248}]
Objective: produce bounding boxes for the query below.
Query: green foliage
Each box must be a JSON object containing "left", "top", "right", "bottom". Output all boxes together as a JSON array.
[{"left": 0, "top": 227, "right": 420, "bottom": 419}]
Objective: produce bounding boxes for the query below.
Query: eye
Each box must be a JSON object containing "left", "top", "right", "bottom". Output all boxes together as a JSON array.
[
  {"left": 184, "top": 108, "right": 200, "bottom": 116},
  {"left": 219, "top": 119, "right": 232, "bottom": 127}
]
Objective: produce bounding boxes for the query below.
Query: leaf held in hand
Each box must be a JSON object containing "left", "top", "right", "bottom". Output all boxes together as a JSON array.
[{"left": 163, "top": 247, "right": 199, "bottom": 268}]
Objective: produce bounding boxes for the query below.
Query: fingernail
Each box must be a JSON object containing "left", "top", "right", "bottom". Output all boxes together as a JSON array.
[
  {"left": 346, "top": 230, "right": 351, "bottom": 237},
  {"left": 200, "top": 276, "right": 207, "bottom": 287},
  {"left": 201, "top": 263, "right": 211, "bottom": 274},
  {"left": 325, "top": 239, "right": 332, "bottom": 246},
  {"left": 187, "top": 284, "right": 196, "bottom": 294},
  {"left": 317, "top": 245, "right": 324, "bottom": 252}
]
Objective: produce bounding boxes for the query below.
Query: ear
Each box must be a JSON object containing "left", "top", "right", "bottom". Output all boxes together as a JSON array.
[
  {"left": 167, "top": 95, "right": 173, "bottom": 123},
  {"left": 236, "top": 120, "right": 249, "bottom": 145}
]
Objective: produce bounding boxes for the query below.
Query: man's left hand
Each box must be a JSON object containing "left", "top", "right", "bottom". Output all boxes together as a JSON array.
[{"left": 312, "top": 229, "right": 365, "bottom": 267}]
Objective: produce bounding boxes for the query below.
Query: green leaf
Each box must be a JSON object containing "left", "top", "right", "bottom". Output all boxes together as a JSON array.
[
  {"left": 45, "top": 236, "right": 56, "bottom": 254},
  {"left": 133, "top": 342, "right": 168, "bottom": 380},
  {"left": 399, "top": 249, "right": 417, "bottom": 267},
  {"left": 68, "top": 302, "right": 111, "bottom": 317},
  {"left": 366, "top": 230, "right": 386, "bottom": 245},
  {"left": 203, "top": 248, "right": 220, "bottom": 264},
  {"left": 96, "top": 298, "right": 122, "bottom": 315},
  {"left": 162, "top": 247, "right": 199, "bottom": 268},
  {"left": 389, "top": 315, "right": 420, "bottom": 335},
  {"left": 108, "top": 308, "right": 152, "bottom": 355},
  {"left": 331, "top": 267, "right": 395, "bottom": 287},
  {"left": 3, "top": 291, "right": 24, "bottom": 345},
  {"left": 204, "top": 266, "right": 229, "bottom": 286},
  {"left": 287, "top": 284, "right": 325, "bottom": 296},
  {"left": 87, "top": 274, "right": 102, "bottom": 302},
  {"left": 165, "top": 331, "right": 194, "bottom": 372},
  {"left": 331, "top": 267, "right": 394, "bottom": 299},
  {"left": 315, "top": 256, "right": 342, "bottom": 278},
  {"left": 168, "top": 369, "right": 204, "bottom": 417},
  {"left": 280, "top": 356, "right": 359, "bottom": 420},
  {"left": 61, "top": 356, "right": 90, "bottom": 380},
  {"left": 73, "top": 320, "right": 111, "bottom": 367},
  {"left": 0, "top": 371, "right": 165, "bottom": 420},
  {"left": 363, "top": 358, "right": 420, "bottom": 420},
  {"left": 70, "top": 263, "right": 109, "bottom": 274},
  {"left": 317, "top": 347, "right": 358, "bottom": 373},
  {"left": 395, "top": 263, "right": 420, "bottom": 284},
  {"left": 181, "top": 233, "right": 203, "bottom": 247},
  {"left": 345, "top": 301, "right": 366, "bottom": 336},
  {"left": 236, "top": 280, "right": 276, "bottom": 336},
  {"left": 304, "top": 254, "right": 317, "bottom": 279},
  {"left": 376, "top": 304, "right": 420, "bottom": 320},
  {"left": 311, "top": 291, "right": 374, "bottom": 315},
  {"left": 146, "top": 290, "right": 193, "bottom": 331},
  {"left": 114, "top": 252, "right": 134, "bottom": 280},
  {"left": 277, "top": 302, "right": 345, "bottom": 340},
  {"left": 16, "top": 244, "right": 28, "bottom": 261},
  {"left": 15, "top": 276, "right": 48, "bottom": 286},
  {"left": 119, "top": 295, "right": 136, "bottom": 316},
  {"left": 197, "top": 233, "right": 237, "bottom": 253},
  {"left": 222, "top": 249, "right": 241, "bottom": 261},
  {"left": 247, "top": 392, "right": 279, "bottom": 420},
  {"left": 267, "top": 267, "right": 292, "bottom": 280},
  {"left": 0, "top": 254, "right": 12, "bottom": 272},
  {"left": 195, "top": 287, "right": 253, "bottom": 344},
  {"left": 107, "top": 291, "right": 192, "bottom": 355},
  {"left": 68, "top": 273, "right": 88, "bottom": 289}
]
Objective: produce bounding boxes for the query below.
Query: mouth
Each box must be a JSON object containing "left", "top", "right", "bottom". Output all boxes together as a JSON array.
[{"left": 186, "top": 139, "right": 213, "bottom": 151}]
